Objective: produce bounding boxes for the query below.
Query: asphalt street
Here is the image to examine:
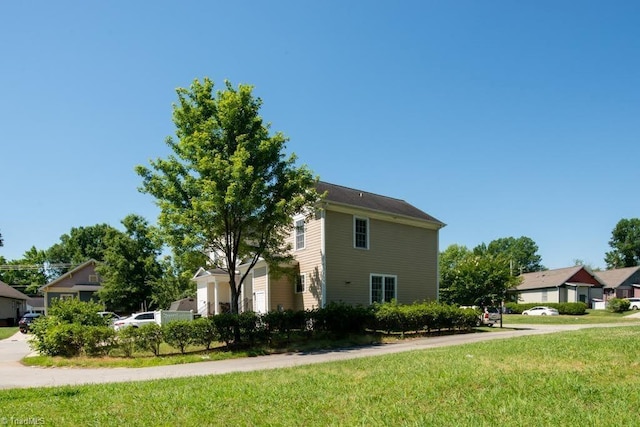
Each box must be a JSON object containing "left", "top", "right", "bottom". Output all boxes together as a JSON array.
[{"left": 0, "top": 322, "right": 636, "bottom": 390}]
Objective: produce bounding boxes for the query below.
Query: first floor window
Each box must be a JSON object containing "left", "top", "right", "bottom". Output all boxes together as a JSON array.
[
  {"left": 296, "top": 274, "right": 306, "bottom": 293},
  {"left": 371, "top": 274, "right": 396, "bottom": 303}
]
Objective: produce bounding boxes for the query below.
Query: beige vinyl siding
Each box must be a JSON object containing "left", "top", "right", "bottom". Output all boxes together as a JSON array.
[
  {"left": 324, "top": 210, "right": 439, "bottom": 306},
  {"left": 287, "top": 213, "right": 324, "bottom": 310},
  {"left": 269, "top": 275, "right": 295, "bottom": 311},
  {"left": 517, "top": 289, "right": 560, "bottom": 304}
]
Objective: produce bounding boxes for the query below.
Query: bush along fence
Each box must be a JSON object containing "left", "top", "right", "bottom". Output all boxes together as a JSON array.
[
  {"left": 504, "top": 302, "right": 587, "bottom": 315},
  {"left": 29, "top": 300, "right": 481, "bottom": 358}
]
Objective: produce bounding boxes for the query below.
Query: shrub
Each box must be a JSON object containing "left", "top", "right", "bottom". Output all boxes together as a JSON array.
[
  {"left": 191, "top": 317, "right": 218, "bottom": 350},
  {"left": 163, "top": 321, "right": 193, "bottom": 354},
  {"left": 211, "top": 313, "right": 237, "bottom": 346},
  {"left": 135, "top": 323, "right": 164, "bottom": 356},
  {"left": 311, "top": 302, "right": 373, "bottom": 336},
  {"left": 83, "top": 326, "right": 117, "bottom": 356},
  {"left": 116, "top": 326, "right": 139, "bottom": 357},
  {"left": 506, "top": 302, "right": 587, "bottom": 315},
  {"left": 607, "top": 298, "right": 630, "bottom": 313},
  {"left": 47, "top": 298, "right": 109, "bottom": 327}
]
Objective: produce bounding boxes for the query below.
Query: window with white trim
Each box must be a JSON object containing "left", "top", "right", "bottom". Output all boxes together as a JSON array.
[
  {"left": 354, "top": 217, "right": 369, "bottom": 249},
  {"left": 296, "top": 274, "right": 306, "bottom": 293},
  {"left": 294, "top": 218, "right": 305, "bottom": 250},
  {"left": 370, "top": 274, "right": 396, "bottom": 303},
  {"left": 542, "top": 290, "right": 548, "bottom": 302}
]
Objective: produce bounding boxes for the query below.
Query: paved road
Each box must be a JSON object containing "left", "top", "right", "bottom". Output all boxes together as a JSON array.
[{"left": 0, "top": 323, "right": 636, "bottom": 390}]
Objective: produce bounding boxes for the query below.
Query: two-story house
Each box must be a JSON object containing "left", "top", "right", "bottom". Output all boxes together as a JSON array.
[{"left": 193, "top": 181, "right": 445, "bottom": 316}]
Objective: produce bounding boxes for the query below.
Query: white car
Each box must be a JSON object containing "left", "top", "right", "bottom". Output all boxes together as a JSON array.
[
  {"left": 522, "top": 306, "right": 559, "bottom": 316},
  {"left": 113, "top": 311, "right": 157, "bottom": 330},
  {"left": 627, "top": 298, "right": 640, "bottom": 310}
]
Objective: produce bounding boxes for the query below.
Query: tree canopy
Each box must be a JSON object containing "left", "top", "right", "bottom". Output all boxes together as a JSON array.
[
  {"left": 439, "top": 243, "right": 521, "bottom": 306},
  {"left": 605, "top": 218, "right": 640, "bottom": 268},
  {"left": 136, "top": 77, "right": 319, "bottom": 316},
  {"left": 97, "top": 214, "right": 164, "bottom": 313},
  {"left": 486, "top": 236, "right": 544, "bottom": 273}
]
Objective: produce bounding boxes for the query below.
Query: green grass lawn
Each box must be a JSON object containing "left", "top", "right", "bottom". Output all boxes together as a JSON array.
[
  {"left": 503, "top": 309, "right": 640, "bottom": 324},
  {"left": 2, "top": 326, "right": 640, "bottom": 426},
  {"left": 0, "top": 327, "right": 19, "bottom": 340}
]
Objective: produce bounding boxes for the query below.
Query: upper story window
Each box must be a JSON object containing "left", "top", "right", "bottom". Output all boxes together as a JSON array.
[
  {"left": 294, "top": 217, "right": 305, "bottom": 250},
  {"left": 354, "top": 217, "right": 369, "bottom": 249}
]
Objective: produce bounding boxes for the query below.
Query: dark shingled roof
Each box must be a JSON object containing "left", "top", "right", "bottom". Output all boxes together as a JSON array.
[{"left": 316, "top": 181, "right": 444, "bottom": 226}]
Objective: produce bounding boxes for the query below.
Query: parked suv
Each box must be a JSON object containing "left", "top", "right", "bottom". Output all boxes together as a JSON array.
[
  {"left": 18, "top": 313, "right": 42, "bottom": 333},
  {"left": 627, "top": 298, "right": 640, "bottom": 310},
  {"left": 112, "top": 311, "right": 157, "bottom": 330},
  {"left": 479, "top": 306, "right": 501, "bottom": 326},
  {"left": 461, "top": 306, "right": 502, "bottom": 327}
]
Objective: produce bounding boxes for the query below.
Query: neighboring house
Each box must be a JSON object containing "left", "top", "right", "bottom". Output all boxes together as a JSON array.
[
  {"left": 0, "top": 280, "right": 28, "bottom": 326},
  {"left": 513, "top": 266, "right": 604, "bottom": 306},
  {"left": 169, "top": 297, "right": 197, "bottom": 312},
  {"left": 26, "top": 296, "right": 45, "bottom": 314},
  {"left": 39, "top": 259, "right": 102, "bottom": 314},
  {"left": 595, "top": 266, "right": 640, "bottom": 300},
  {"left": 193, "top": 181, "right": 445, "bottom": 316}
]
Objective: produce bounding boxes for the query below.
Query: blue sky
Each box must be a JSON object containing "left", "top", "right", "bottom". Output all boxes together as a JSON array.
[{"left": 1, "top": 1, "right": 638, "bottom": 269}]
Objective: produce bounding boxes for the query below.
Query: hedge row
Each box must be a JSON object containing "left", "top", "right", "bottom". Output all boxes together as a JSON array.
[
  {"left": 504, "top": 302, "right": 587, "bottom": 315},
  {"left": 29, "top": 300, "right": 481, "bottom": 357}
]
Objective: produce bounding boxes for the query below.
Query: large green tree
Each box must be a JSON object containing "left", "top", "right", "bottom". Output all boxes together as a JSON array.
[
  {"left": 47, "top": 224, "right": 117, "bottom": 264},
  {"left": 486, "top": 236, "right": 544, "bottom": 274},
  {"left": 439, "top": 244, "right": 521, "bottom": 306},
  {"left": 97, "top": 214, "right": 163, "bottom": 313},
  {"left": 0, "top": 247, "right": 49, "bottom": 294},
  {"left": 0, "top": 229, "right": 3, "bottom": 247},
  {"left": 605, "top": 218, "right": 640, "bottom": 268},
  {"left": 136, "top": 78, "right": 319, "bottom": 316}
]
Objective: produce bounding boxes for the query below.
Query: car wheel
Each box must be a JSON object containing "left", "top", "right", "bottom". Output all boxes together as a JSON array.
[
  {"left": 541, "top": 313, "right": 547, "bottom": 316},
  {"left": 633, "top": 306, "right": 639, "bottom": 310},
  {"left": 523, "top": 313, "right": 528, "bottom": 315}
]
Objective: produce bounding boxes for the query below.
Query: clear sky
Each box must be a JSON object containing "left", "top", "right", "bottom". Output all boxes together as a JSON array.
[{"left": 1, "top": 1, "right": 638, "bottom": 270}]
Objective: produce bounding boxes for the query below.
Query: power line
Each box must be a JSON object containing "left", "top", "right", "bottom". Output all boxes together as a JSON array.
[{"left": 0, "top": 263, "right": 75, "bottom": 271}]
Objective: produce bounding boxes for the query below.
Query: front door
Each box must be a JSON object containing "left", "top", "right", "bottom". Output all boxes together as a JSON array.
[{"left": 254, "top": 291, "right": 266, "bottom": 314}]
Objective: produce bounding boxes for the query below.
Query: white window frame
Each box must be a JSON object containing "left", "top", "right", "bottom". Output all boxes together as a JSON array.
[
  {"left": 295, "top": 273, "right": 307, "bottom": 294},
  {"left": 541, "top": 290, "right": 548, "bottom": 302},
  {"left": 354, "top": 216, "right": 369, "bottom": 249},
  {"left": 294, "top": 216, "right": 305, "bottom": 251},
  {"left": 370, "top": 274, "right": 397, "bottom": 304}
]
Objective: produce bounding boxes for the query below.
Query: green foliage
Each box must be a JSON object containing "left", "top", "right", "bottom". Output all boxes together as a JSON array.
[
  {"left": 29, "top": 299, "right": 114, "bottom": 357},
  {"left": 605, "top": 218, "right": 640, "bottom": 268},
  {"left": 97, "top": 214, "right": 164, "bottom": 313},
  {"left": 135, "top": 323, "right": 164, "bottom": 356},
  {"left": 370, "top": 301, "right": 479, "bottom": 334},
  {"left": 136, "top": 77, "right": 320, "bottom": 315},
  {"left": 310, "top": 302, "right": 373, "bottom": 336},
  {"left": 607, "top": 298, "right": 630, "bottom": 313},
  {"left": 82, "top": 326, "right": 117, "bottom": 356},
  {"left": 439, "top": 244, "right": 520, "bottom": 306},
  {"left": 486, "top": 236, "right": 545, "bottom": 273},
  {"left": 163, "top": 320, "right": 194, "bottom": 354},
  {"left": 211, "top": 313, "right": 237, "bottom": 345},
  {"left": 47, "top": 298, "right": 108, "bottom": 326},
  {"left": 190, "top": 317, "right": 218, "bottom": 350},
  {"left": 505, "top": 302, "right": 587, "bottom": 315},
  {"left": 116, "top": 326, "right": 140, "bottom": 357},
  {"left": 46, "top": 224, "right": 118, "bottom": 267}
]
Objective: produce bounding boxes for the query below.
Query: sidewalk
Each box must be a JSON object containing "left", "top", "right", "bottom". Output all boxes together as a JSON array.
[{"left": 0, "top": 323, "right": 635, "bottom": 390}]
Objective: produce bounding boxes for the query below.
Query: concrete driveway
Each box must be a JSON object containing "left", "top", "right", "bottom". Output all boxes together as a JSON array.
[{"left": 0, "top": 323, "right": 636, "bottom": 390}]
